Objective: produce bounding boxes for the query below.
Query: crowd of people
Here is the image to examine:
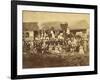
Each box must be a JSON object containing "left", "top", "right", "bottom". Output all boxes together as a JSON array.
[{"left": 23, "top": 29, "right": 89, "bottom": 55}]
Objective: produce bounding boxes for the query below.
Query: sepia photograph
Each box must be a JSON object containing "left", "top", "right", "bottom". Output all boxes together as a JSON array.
[
  {"left": 11, "top": 1, "right": 97, "bottom": 79},
  {"left": 22, "top": 11, "right": 90, "bottom": 68}
]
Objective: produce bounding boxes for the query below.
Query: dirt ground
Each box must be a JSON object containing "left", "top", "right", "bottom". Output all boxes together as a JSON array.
[{"left": 23, "top": 52, "right": 89, "bottom": 68}]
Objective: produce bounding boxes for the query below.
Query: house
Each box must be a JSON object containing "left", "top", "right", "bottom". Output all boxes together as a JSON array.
[
  {"left": 23, "top": 22, "right": 39, "bottom": 42},
  {"left": 70, "top": 20, "right": 89, "bottom": 34}
]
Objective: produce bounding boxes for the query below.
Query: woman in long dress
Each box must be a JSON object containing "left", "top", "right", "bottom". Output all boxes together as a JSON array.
[{"left": 79, "top": 45, "right": 84, "bottom": 54}]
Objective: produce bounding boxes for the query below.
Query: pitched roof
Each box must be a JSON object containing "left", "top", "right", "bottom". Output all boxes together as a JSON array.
[
  {"left": 70, "top": 20, "right": 89, "bottom": 30},
  {"left": 41, "top": 22, "right": 67, "bottom": 30},
  {"left": 23, "top": 22, "right": 39, "bottom": 31}
]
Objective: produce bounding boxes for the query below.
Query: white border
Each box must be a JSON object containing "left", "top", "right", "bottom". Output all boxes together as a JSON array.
[{"left": 17, "top": 5, "right": 94, "bottom": 75}]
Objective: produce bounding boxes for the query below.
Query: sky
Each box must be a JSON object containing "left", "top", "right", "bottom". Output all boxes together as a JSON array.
[{"left": 22, "top": 10, "right": 90, "bottom": 27}]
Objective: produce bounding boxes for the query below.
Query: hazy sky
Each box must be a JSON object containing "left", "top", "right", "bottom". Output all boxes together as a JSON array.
[{"left": 22, "top": 11, "right": 90, "bottom": 26}]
